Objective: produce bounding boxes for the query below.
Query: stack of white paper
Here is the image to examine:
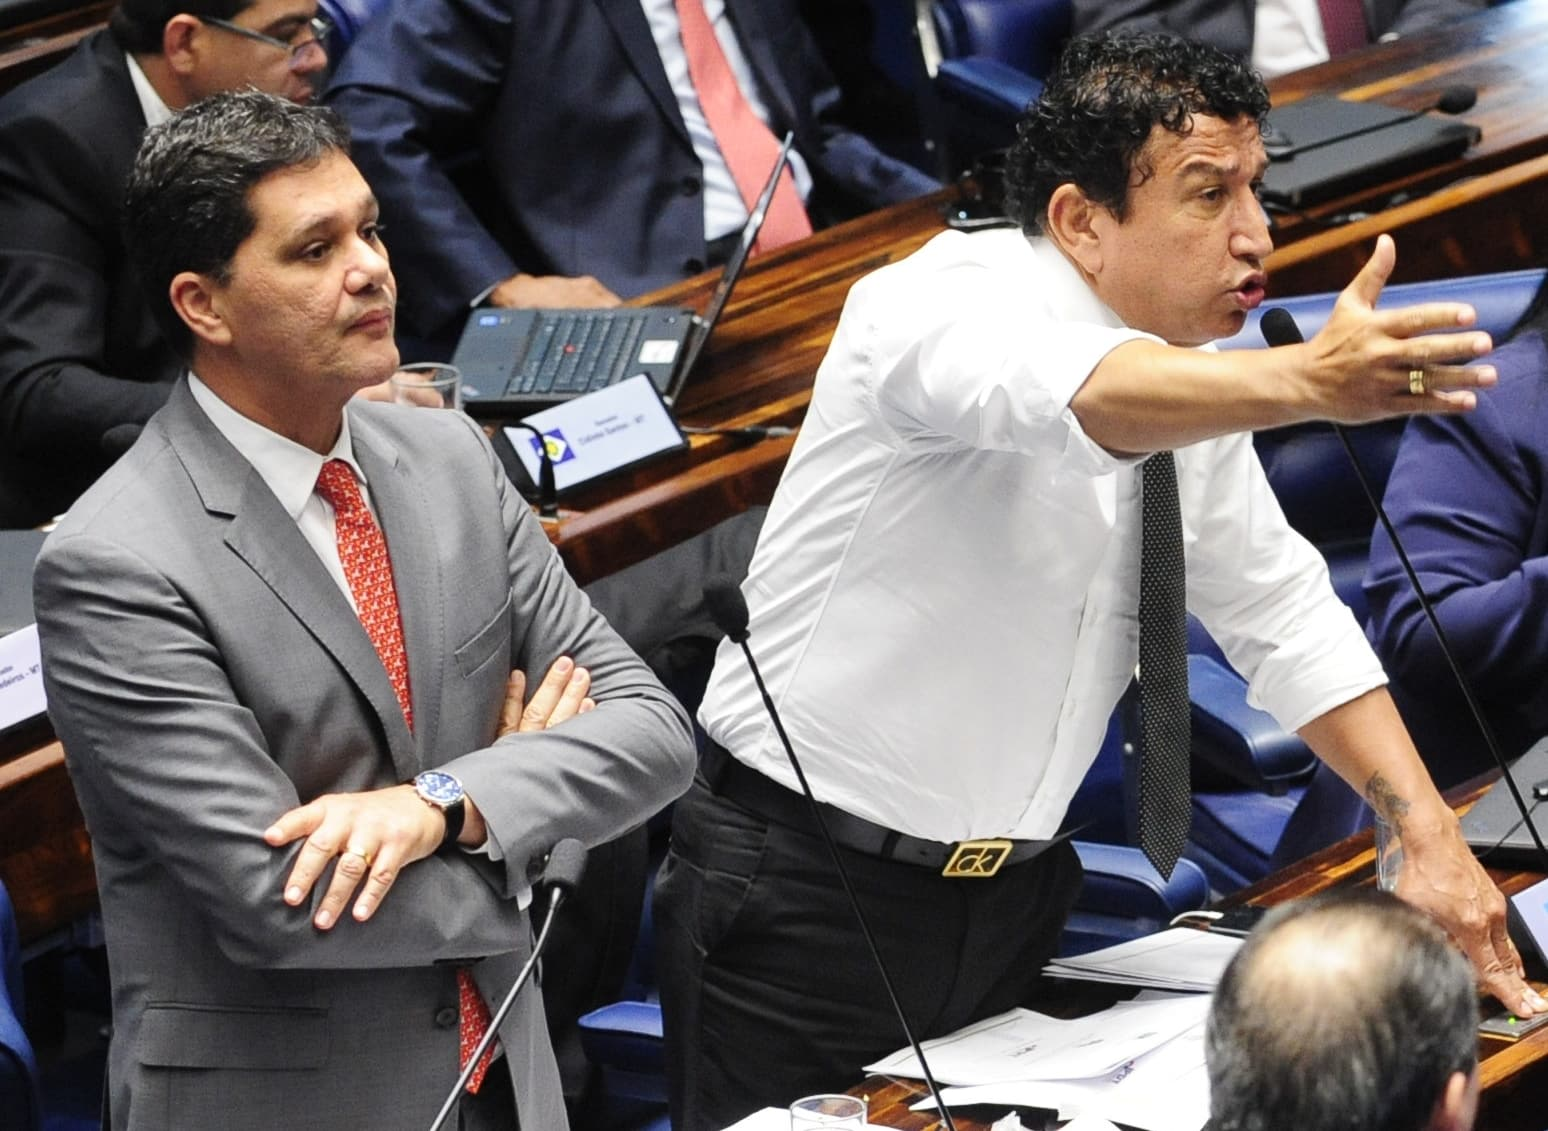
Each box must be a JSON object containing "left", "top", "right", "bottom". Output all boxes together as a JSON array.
[
  {"left": 910, "top": 1018, "right": 1212, "bottom": 1131},
  {"left": 1042, "top": 928, "right": 1241, "bottom": 992},
  {"left": 864, "top": 994, "right": 1209, "bottom": 1086}
]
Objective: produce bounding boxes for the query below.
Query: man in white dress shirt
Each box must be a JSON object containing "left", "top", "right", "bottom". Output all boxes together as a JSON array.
[{"left": 655, "top": 31, "right": 1541, "bottom": 1131}]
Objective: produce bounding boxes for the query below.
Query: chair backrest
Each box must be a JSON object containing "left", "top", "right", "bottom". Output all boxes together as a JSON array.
[
  {"left": 1220, "top": 268, "right": 1546, "bottom": 619},
  {"left": 932, "top": 0, "right": 1071, "bottom": 79}
]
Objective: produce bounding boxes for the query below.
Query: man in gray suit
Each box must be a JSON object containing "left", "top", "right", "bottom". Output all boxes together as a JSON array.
[{"left": 33, "top": 90, "right": 695, "bottom": 1130}]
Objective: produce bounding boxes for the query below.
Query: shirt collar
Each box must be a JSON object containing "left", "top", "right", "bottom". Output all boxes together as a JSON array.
[
  {"left": 186, "top": 373, "right": 363, "bottom": 519},
  {"left": 123, "top": 50, "right": 174, "bottom": 129}
]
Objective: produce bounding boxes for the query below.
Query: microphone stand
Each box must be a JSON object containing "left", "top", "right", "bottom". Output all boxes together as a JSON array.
[
  {"left": 1258, "top": 308, "right": 1548, "bottom": 872},
  {"left": 707, "top": 583, "right": 959, "bottom": 1131},
  {"left": 503, "top": 421, "right": 559, "bottom": 520},
  {"left": 427, "top": 840, "right": 588, "bottom": 1131}
]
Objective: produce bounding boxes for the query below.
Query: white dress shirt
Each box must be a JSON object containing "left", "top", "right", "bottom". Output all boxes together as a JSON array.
[
  {"left": 698, "top": 228, "right": 1385, "bottom": 843},
  {"left": 1252, "top": 0, "right": 1332, "bottom": 78},
  {"left": 124, "top": 50, "right": 174, "bottom": 129},
  {"left": 187, "top": 374, "right": 369, "bottom": 605},
  {"left": 639, "top": 0, "right": 814, "bottom": 240}
]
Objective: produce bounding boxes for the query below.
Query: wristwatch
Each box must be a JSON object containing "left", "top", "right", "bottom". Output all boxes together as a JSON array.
[{"left": 412, "top": 769, "right": 466, "bottom": 849}]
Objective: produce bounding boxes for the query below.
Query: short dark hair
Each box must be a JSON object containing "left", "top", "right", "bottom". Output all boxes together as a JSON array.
[
  {"left": 123, "top": 90, "right": 351, "bottom": 359},
  {"left": 1004, "top": 31, "right": 1270, "bottom": 233},
  {"left": 1207, "top": 889, "right": 1477, "bottom": 1131},
  {"left": 110, "top": 0, "right": 254, "bottom": 54}
]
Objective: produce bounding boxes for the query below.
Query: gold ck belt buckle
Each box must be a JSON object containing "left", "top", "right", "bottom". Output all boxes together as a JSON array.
[{"left": 941, "top": 838, "right": 1014, "bottom": 878}]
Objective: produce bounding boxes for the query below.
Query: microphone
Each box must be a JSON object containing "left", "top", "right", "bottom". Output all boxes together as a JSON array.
[
  {"left": 703, "top": 580, "right": 960, "bottom": 1131},
  {"left": 1264, "top": 85, "right": 1477, "bottom": 160},
  {"left": 426, "top": 838, "right": 589, "bottom": 1131},
  {"left": 101, "top": 423, "right": 143, "bottom": 459},
  {"left": 503, "top": 420, "right": 559, "bottom": 520},
  {"left": 1257, "top": 308, "right": 1548, "bottom": 871}
]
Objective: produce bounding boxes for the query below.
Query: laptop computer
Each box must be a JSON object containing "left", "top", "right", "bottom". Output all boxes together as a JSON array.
[
  {"left": 1459, "top": 735, "right": 1548, "bottom": 868},
  {"left": 454, "top": 134, "right": 795, "bottom": 419},
  {"left": 1259, "top": 96, "right": 1480, "bottom": 209}
]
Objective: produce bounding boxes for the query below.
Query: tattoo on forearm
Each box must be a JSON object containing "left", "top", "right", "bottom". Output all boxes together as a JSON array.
[{"left": 1364, "top": 772, "right": 1411, "bottom": 834}]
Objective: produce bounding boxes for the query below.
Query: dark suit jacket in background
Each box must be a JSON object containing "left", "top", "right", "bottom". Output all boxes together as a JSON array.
[
  {"left": 34, "top": 381, "right": 696, "bottom": 1129},
  {"left": 1070, "top": 0, "right": 1486, "bottom": 60},
  {"left": 1365, "top": 332, "right": 1548, "bottom": 790},
  {"left": 324, "top": 0, "right": 939, "bottom": 344},
  {"left": 0, "top": 29, "right": 180, "bottom": 528}
]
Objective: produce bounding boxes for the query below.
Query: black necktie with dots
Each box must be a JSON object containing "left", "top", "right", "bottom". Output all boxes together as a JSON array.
[{"left": 1137, "top": 452, "right": 1191, "bottom": 877}]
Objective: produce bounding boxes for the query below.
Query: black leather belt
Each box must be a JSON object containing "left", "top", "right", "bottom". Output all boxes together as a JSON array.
[{"left": 699, "top": 740, "right": 1060, "bottom": 877}]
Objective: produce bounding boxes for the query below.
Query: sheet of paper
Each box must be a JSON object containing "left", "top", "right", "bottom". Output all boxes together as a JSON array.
[
  {"left": 1043, "top": 928, "right": 1241, "bottom": 992},
  {"left": 0, "top": 623, "right": 46, "bottom": 731},
  {"left": 865, "top": 994, "right": 1209, "bottom": 1085},
  {"left": 911, "top": 1021, "right": 1212, "bottom": 1131}
]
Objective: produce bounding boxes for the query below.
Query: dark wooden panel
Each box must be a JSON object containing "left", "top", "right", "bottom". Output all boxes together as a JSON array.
[{"left": 0, "top": 741, "right": 94, "bottom": 946}]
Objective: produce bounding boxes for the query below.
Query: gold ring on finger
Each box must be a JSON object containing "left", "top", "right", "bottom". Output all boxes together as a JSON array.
[
  {"left": 1408, "top": 368, "right": 1427, "bottom": 396},
  {"left": 345, "top": 845, "right": 374, "bottom": 867}
]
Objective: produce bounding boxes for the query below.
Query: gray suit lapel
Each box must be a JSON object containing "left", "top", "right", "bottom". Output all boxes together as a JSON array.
[
  {"left": 351, "top": 413, "right": 445, "bottom": 779},
  {"left": 165, "top": 383, "right": 417, "bottom": 779},
  {"left": 594, "top": 0, "right": 695, "bottom": 149}
]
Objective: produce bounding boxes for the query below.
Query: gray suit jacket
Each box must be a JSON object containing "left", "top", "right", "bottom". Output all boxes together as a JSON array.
[
  {"left": 1070, "top": 0, "right": 1486, "bottom": 59},
  {"left": 33, "top": 380, "right": 695, "bottom": 1130}
]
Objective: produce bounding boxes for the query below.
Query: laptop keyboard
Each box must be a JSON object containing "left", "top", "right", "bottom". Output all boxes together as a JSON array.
[{"left": 507, "top": 312, "right": 651, "bottom": 396}]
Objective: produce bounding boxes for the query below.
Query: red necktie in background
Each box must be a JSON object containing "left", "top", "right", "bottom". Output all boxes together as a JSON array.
[
  {"left": 675, "top": 0, "right": 812, "bottom": 252},
  {"left": 1317, "top": 0, "right": 1369, "bottom": 57}
]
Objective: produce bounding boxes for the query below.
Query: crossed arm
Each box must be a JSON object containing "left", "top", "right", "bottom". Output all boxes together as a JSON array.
[{"left": 265, "top": 658, "right": 598, "bottom": 929}]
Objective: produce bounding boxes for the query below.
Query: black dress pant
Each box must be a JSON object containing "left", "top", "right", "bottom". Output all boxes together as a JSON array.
[{"left": 654, "top": 775, "right": 1084, "bottom": 1131}]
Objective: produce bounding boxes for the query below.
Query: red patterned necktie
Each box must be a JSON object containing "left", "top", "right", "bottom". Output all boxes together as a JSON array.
[
  {"left": 313, "top": 459, "right": 496, "bottom": 1093},
  {"left": 674, "top": 0, "right": 812, "bottom": 252},
  {"left": 1316, "top": 0, "right": 1369, "bottom": 57}
]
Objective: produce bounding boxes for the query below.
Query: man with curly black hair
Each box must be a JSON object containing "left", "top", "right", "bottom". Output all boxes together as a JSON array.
[{"left": 656, "top": 32, "right": 1539, "bottom": 1131}]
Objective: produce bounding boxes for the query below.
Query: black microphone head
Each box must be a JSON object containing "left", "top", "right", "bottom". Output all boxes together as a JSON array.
[
  {"left": 704, "top": 579, "right": 751, "bottom": 643},
  {"left": 1434, "top": 85, "right": 1477, "bottom": 115},
  {"left": 1259, "top": 307, "right": 1305, "bottom": 348},
  {"left": 542, "top": 838, "right": 588, "bottom": 897}
]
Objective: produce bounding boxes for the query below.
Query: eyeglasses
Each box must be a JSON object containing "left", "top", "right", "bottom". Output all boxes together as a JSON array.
[{"left": 201, "top": 14, "right": 332, "bottom": 65}]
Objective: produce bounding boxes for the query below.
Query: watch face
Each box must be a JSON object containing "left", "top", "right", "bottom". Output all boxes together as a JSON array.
[{"left": 415, "top": 770, "right": 464, "bottom": 807}]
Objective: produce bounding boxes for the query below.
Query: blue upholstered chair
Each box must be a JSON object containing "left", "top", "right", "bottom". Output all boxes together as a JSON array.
[
  {"left": 1, "top": 878, "right": 41, "bottom": 1131},
  {"left": 1183, "top": 268, "right": 1547, "bottom": 892},
  {"left": 926, "top": 0, "right": 1072, "bottom": 168}
]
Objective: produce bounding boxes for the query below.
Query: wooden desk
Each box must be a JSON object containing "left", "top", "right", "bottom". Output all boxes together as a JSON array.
[
  {"left": 10, "top": 0, "right": 1548, "bottom": 974},
  {"left": 856, "top": 780, "right": 1548, "bottom": 1131},
  {"left": 549, "top": 189, "right": 949, "bottom": 584},
  {"left": 1262, "top": 0, "right": 1548, "bottom": 293}
]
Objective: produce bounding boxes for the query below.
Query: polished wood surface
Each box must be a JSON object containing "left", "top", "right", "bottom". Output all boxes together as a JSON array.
[
  {"left": 1262, "top": 0, "right": 1548, "bottom": 292},
  {"left": 0, "top": 740, "right": 92, "bottom": 947},
  {"left": 854, "top": 778, "right": 1548, "bottom": 1131},
  {"left": 0, "top": 0, "right": 108, "bottom": 96},
  {"left": 551, "top": 189, "right": 949, "bottom": 583}
]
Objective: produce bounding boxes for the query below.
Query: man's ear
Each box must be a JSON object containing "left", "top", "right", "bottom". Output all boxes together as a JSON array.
[
  {"left": 169, "top": 271, "right": 234, "bottom": 348},
  {"left": 1428, "top": 1068, "right": 1479, "bottom": 1131},
  {"left": 161, "top": 14, "right": 202, "bottom": 77},
  {"left": 1045, "top": 183, "right": 1108, "bottom": 279}
]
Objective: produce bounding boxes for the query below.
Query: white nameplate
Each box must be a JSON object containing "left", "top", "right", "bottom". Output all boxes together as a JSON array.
[
  {"left": 503, "top": 374, "right": 687, "bottom": 495},
  {"left": 0, "top": 623, "right": 47, "bottom": 732}
]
